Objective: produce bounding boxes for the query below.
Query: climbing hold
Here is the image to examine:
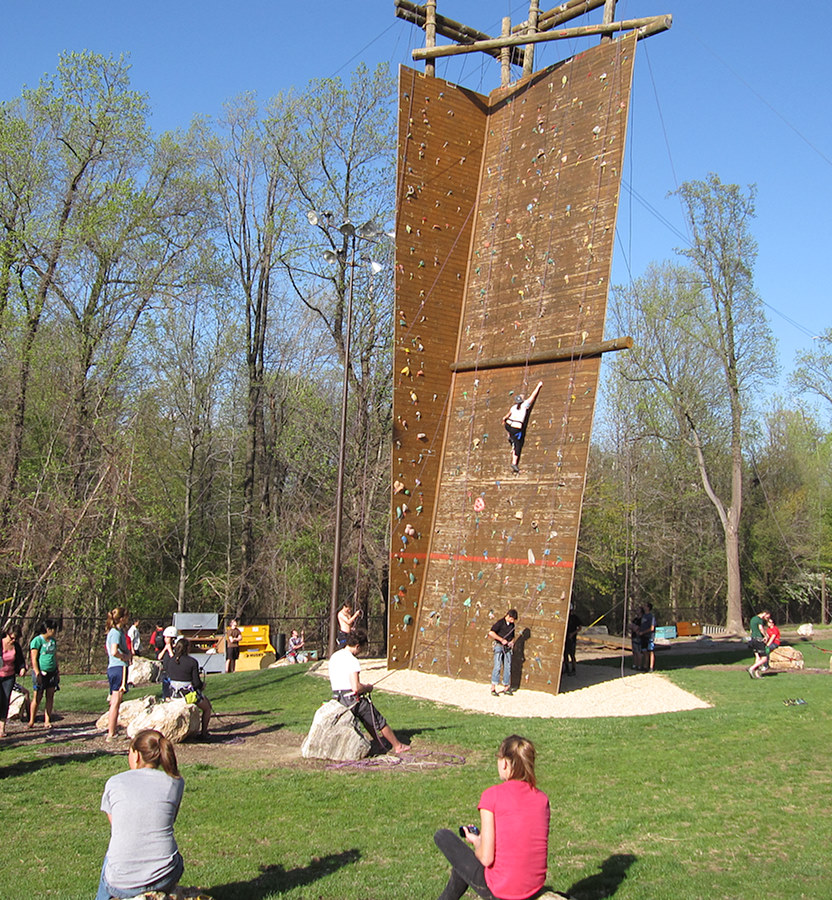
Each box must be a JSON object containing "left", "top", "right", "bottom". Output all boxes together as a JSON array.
[{"left": 473, "top": 497, "right": 485, "bottom": 512}]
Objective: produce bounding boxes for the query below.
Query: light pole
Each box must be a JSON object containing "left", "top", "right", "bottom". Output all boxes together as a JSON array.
[{"left": 308, "top": 213, "right": 386, "bottom": 656}]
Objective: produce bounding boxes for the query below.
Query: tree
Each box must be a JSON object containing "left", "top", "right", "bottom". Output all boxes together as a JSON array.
[
  {"left": 792, "top": 328, "right": 832, "bottom": 413},
  {"left": 611, "top": 174, "right": 776, "bottom": 632}
]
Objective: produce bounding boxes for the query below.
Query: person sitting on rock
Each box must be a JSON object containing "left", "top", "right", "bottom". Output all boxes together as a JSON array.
[
  {"left": 96, "top": 729, "right": 185, "bottom": 900},
  {"left": 163, "top": 638, "right": 212, "bottom": 739},
  {"left": 328, "top": 629, "right": 409, "bottom": 754}
]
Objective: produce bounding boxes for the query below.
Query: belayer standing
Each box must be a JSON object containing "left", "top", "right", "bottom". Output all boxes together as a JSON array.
[
  {"left": 487, "top": 610, "right": 518, "bottom": 696},
  {"left": 501, "top": 381, "right": 543, "bottom": 473}
]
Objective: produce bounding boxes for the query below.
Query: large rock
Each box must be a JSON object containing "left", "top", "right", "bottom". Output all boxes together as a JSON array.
[
  {"left": 129, "top": 656, "right": 161, "bottom": 685},
  {"left": 96, "top": 695, "right": 156, "bottom": 732},
  {"left": 770, "top": 646, "right": 804, "bottom": 670},
  {"left": 128, "top": 698, "right": 201, "bottom": 743},
  {"left": 301, "top": 700, "right": 371, "bottom": 761}
]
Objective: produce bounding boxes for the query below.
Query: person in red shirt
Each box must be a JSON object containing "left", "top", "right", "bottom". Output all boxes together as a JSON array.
[
  {"left": 762, "top": 613, "right": 781, "bottom": 673},
  {"left": 434, "top": 735, "right": 550, "bottom": 900}
]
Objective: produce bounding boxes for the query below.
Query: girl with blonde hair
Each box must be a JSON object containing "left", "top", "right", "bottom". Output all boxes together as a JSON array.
[{"left": 434, "top": 735, "right": 550, "bottom": 900}]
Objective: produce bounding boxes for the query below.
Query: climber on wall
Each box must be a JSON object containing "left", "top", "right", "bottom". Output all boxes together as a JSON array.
[{"left": 501, "top": 381, "right": 543, "bottom": 473}]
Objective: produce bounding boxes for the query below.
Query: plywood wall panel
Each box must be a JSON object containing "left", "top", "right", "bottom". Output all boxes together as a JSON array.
[{"left": 390, "top": 36, "right": 636, "bottom": 693}]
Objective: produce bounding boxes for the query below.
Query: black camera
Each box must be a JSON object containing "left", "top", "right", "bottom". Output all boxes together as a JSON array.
[{"left": 459, "top": 825, "right": 480, "bottom": 838}]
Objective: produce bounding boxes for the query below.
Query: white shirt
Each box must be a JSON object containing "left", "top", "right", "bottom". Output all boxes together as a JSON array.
[
  {"left": 505, "top": 397, "right": 532, "bottom": 429},
  {"left": 127, "top": 624, "right": 141, "bottom": 653},
  {"left": 328, "top": 647, "right": 360, "bottom": 692}
]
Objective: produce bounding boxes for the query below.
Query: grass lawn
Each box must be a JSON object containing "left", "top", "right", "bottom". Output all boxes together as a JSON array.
[{"left": 2, "top": 639, "right": 832, "bottom": 900}]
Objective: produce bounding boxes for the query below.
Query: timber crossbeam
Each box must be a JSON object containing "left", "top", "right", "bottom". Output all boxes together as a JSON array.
[
  {"left": 412, "top": 15, "right": 671, "bottom": 61},
  {"left": 394, "top": 0, "right": 526, "bottom": 65},
  {"left": 449, "top": 337, "right": 633, "bottom": 373}
]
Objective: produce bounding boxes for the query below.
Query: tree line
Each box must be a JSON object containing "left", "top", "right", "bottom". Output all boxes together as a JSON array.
[{"left": 1, "top": 52, "right": 829, "bottom": 647}]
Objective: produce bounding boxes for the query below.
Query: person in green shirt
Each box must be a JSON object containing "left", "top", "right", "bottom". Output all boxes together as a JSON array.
[
  {"left": 29, "top": 618, "right": 59, "bottom": 727},
  {"left": 747, "top": 611, "right": 769, "bottom": 679}
]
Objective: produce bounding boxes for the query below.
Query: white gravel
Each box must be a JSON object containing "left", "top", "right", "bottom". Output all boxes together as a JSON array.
[{"left": 312, "top": 658, "right": 711, "bottom": 719}]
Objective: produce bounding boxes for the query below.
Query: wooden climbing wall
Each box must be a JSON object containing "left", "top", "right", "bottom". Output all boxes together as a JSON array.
[{"left": 390, "top": 34, "right": 637, "bottom": 694}]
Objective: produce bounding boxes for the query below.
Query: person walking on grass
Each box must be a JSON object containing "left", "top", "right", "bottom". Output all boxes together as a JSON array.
[
  {"left": 748, "top": 610, "right": 770, "bottom": 678},
  {"left": 106, "top": 607, "right": 133, "bottom": 742},
  {"left": 328, "top": 629, "right": 410, "bottom": 754},
  {"left": 488, "top": 610, "right": 517, "bottom": 696},
  {"left": 28, "top": 618, "right": 59, "bottom": 728}
]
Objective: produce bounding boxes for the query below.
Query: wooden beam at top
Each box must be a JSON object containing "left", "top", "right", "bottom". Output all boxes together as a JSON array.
[
  {"left": 412, "top": 15, "right": 671, "bottom": 61},
  {"left": 512, "top": 0, "right": 607, "bottom": 34},
  {"left": 395, "top": 0, "right": 526, "bottom": 66}
]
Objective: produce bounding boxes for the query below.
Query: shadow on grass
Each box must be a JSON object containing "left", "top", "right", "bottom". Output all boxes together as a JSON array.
[
  {"left": 1, "top": 748, "right": 112, "bottom": 778},
  {"left": 565, "top": 852, "right": 637, "bottom": 899},
  {"left": 208, "top": 849, "right": 360, "bottom": 900}
]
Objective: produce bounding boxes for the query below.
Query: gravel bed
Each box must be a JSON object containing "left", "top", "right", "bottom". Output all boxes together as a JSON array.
[{"left": 312, "top": 658, "right": 711, "bottom": 719}]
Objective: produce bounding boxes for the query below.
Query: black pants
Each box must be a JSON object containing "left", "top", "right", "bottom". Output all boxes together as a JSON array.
[{"left": 434, "top": 829, "right": 499, "bottom": 900}]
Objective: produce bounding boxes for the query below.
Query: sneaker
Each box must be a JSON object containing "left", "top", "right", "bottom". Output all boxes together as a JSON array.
[
  {"left": 511, "top": 463, "right": 520, "bottom": 473},
  {"left": 747, "top": 667, "right": 755, "bottom": 679},
  {"left": 503, "top": 689, "right": 514, "bottom": 696}
]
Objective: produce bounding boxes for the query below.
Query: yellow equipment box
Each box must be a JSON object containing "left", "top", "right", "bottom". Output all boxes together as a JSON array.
[{"left": 234, "top": 624, "right": 276, "bottom": 670}]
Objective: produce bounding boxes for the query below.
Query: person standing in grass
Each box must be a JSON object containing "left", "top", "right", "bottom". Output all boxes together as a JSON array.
[
  {"left": 127, "top": 618, "right": 141, "bottom": 656},
  {"left": 225, "top": 618, "right": 242, "bottom": 672},
  {"left": 0, "top": 624, "right": 27, "bottom": 738},
  {"left": 106, "top": 607, "right": 132, "bottom": 742},
  {"left": 96, "top": 729, "right": 185, "bottom": 900},
  {"left": 28, "top": 618, "right": 59, "bottom": 728},
  {"left": 434, "top": 734, "right": 550, "bottom": 900},
  {"left": 748, "top": 610, "right": 770, "bottom": 678}
]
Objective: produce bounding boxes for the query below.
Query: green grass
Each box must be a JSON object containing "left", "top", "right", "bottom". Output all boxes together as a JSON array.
[{"left": 3, "top": 649, "right": 832, "bottom": 900}]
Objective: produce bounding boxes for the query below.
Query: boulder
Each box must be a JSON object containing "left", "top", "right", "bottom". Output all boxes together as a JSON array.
[
  {"left": 129, "top": 656, "right": 161, "bottom": 686},
  {"left": 127, "top": 698, "right": 201, "bottom": 743},
  {"left": 96, "top": 695, "right": 157, "bottom": 732},
  {"left": 301, "top": 700, "right": 371, "bottom": 761},
  {"left": 769, "top": 646, "right": 804, "bottom": 670},
  {"left": 797, "top": 623, "right": 814, "bottom": 637}
]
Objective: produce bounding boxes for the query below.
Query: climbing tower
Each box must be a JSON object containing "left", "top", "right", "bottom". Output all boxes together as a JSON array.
[{"left": 389, "top": 1, "right": 670, "bottom": 694}]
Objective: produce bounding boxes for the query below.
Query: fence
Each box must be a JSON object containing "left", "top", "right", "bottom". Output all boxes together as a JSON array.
[{"left": 5, "top": 613, "right": 389, "bottom": 675}]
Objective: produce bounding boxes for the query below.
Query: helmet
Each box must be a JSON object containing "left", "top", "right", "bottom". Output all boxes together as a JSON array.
[{"left": 163, "top": 626, "right": 178, "bottom": 639}]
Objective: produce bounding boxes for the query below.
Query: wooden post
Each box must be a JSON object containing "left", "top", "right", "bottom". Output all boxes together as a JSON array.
[
  {"left": 425, "top": 0, "right": 437, "bottom": 78},
  {"left": 501, "top": 17, "right": 511, "bottom": 86},
  {"left": 523, "top": 0, "right": 540, "bottom": 77},
  {"left": 601, "top": 0, "right": 616, "bottom": 42}
]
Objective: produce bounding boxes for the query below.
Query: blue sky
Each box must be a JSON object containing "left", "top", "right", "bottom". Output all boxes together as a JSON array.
[{"left": 2, "top": 1, "right": 829, "bottom": 393}]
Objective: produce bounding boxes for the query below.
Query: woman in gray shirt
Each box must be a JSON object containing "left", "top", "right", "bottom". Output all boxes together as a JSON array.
[{"left": 96, "top": 729, "right": 185, "bottom": 899}]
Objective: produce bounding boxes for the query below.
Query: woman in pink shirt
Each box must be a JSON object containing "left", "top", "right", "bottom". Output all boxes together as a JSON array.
[
  {"left": 434, "top": 735, "right": 550, "bottom": 900},
  {"left": 1, "top": 624, "right": 27, "bottom": 738}
]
